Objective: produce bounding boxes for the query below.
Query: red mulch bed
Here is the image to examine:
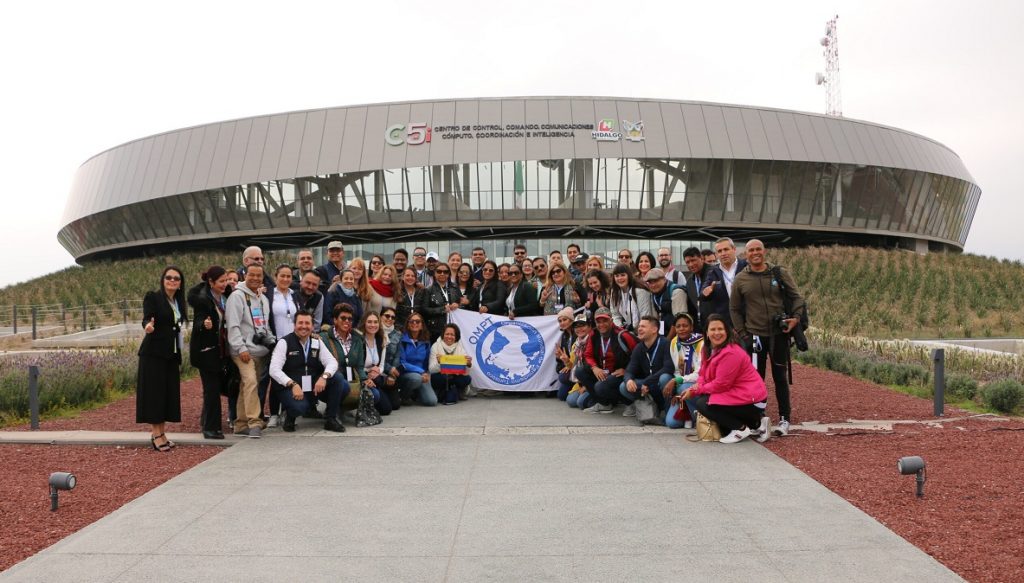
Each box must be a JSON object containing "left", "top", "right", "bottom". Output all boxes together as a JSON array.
[
  {"left": 764, "top": 363, "right": 1024, "bottom": 583},
  {"left": 0, "top": 443, "right": 219, "bottom": 572}
]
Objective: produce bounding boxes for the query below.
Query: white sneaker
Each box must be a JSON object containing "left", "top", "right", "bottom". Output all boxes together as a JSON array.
[
  {"left": 266, "top": 415, "right": 279, "bottom": 429},
  {"left": 683, "top": 420, "right": 693, "bottom": 429},
  {"left": 719, "top": 427, "right": 753, "bottom": 444},
  {"left": 773, "top": 419, "right": 790, "bottom": 437},
  {"left": 756, "top": 416, "right": 771, "bottom": 443},
  {"left": 622, "top": 403, "right": 637, "bottom": 417}
]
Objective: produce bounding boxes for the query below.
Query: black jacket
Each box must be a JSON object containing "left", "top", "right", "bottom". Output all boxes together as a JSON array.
[
  {"left": 684, "top": 265, "right": 716, "bottom": 329},
  {"left": 187, "top": 282, "right": 231, "bottom": 371},
  {"left": 139, "top": 290, "right": 187, "bottom": 362},
  {"left": 701, "top": 260, "right": 747, "bottom": 328},
  {"left": 420, "top": 282, "right": 462, "bottom": 338},
  {"left": 469, "top": 279, "right": 508, "bottom": 314},
  {"left": 395, "top": 286, "right": 426, "bottom": 330},
  {"left": 505, "top": 282, "right": 540, "bottom": 317}
]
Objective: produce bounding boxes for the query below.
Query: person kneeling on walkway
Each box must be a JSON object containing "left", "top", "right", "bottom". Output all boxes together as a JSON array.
[
  {"left": 428, "top": 324, "right": 472, "bottom": 405},
  {"left": 619, "top": 315, "right": 674, "bottom": 418},
  {"left": 678, "top": 314, "right": 771, "bottom": 444},
  {"left": 578, "top": 307, "right": 637, "bottom": 414},
  {"left": 268, "top": 311, "right": 347, "bottom": 433}
]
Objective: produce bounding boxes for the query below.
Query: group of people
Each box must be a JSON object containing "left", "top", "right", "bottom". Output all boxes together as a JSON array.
[{"left": 134, "top": 236, "right": 806, "bottom": 447}]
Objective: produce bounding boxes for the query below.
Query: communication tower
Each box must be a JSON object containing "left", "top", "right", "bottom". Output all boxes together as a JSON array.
[{"left": 815, "top": 15, "right": 842, "bottom": 117}]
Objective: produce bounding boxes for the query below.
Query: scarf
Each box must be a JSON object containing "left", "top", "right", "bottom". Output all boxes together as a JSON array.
[
  {"left": 383, "top": 323, "right": 395, "bottom": 335},
  {"left": 369, "top": 278, "right": 394, "bottom": 298},
  {"left": 339, "top": 286, "right": 356, "bottom": 298}
]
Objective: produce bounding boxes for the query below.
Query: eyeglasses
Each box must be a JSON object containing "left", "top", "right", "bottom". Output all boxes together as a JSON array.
[
  {"left": 435, "top": 269, "right": 450, "bottom": 274},
  {"left": 408, "top": 319, "right": 423, "bottom": 324},
  {"left": 514, "top": 250, "right": 526, "bottom": 255},
  {"left": 508, "top": 271, "right": 522, "bottom": 276},
  {"left": 164, "top": 275, "right": 181, "bottom": 281},
  {"left": 337, "top": 316, "right": 352, "bottom": 322},
  {"left": 413, "top": 252, "right": 426, "bottom": 257},
  {"left": 483, "top": 267, "right": 495, "bottom": 272},
  {"left": 535, "top": 264, "right": 546, "bottom": 269},
  {"left": 550, "top": 269, "right": 564, "bottom": 274},
  {"left": 618, "top": 254, "right": 631, "bottom": 259},
  {"left": 381, "top": 313, "right": 395, "bottom": 319},
  {"left": 370, "top": 260, "right": 382, "bottom": 265}
]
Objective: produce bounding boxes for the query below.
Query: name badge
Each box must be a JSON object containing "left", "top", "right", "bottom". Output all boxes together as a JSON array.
[
  {"left": 301, "top": 375, "right": 312, "bottom": 392},
  {"left": 346, "top": 367, "right": 353, "bottom": 382},
  {"left": 554, "top": 304, "right": 564, "bottom": 311},
  {"left": 659, "top": 321, "right": 665, "bottom": 335}
]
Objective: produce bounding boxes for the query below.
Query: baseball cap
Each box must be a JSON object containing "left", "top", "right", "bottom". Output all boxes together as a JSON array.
[
  {"left": 644, "top": 267, "right": 666, "bottom": 282},
  {"left": 426, "top": 251, "right": 439, "bottom": 261},
  {"left": 572, "top": 313, "right": 591, "bottom": 326},
  {"left": 327, "top": 241, "right": 344, "bottom": 250},
  {"left": 571, "top": 252, "right": 588, "bottom": 264},
  {"left": 594, "top": 307, "right": 612, "bottom": 321}
]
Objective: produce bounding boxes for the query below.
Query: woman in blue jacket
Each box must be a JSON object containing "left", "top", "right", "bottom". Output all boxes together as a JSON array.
[{"left": 396, "top": 312, "right": 436, "bottom": 406}]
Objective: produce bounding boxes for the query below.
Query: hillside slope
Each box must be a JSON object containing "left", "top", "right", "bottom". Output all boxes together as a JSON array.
[{"left": 2, "top": 246, "right": 1022, "bottom": 339}]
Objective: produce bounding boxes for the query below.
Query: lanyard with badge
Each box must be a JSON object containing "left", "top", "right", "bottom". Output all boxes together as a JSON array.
[
  {"left": 300, "top": 337, "right": 315, "bottom": 392},
  {"left": 646, "top": 338, "right": 662, "bottom": 370},
  {"left": 336, "top": 330, "right": 354, "bottom": 382}
]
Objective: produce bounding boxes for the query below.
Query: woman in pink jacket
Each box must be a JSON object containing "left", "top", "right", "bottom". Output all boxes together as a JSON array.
[{"left": 680, "top": 314, "right": 772, "bottom": 443}]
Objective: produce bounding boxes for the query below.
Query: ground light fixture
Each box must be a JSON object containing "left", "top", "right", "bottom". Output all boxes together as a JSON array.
[
  {"left": 897, "top": 456, "right": 926, "bottom": 498},
  {"left": 48, "top": 472, "right": 77, "bottom": 511}
]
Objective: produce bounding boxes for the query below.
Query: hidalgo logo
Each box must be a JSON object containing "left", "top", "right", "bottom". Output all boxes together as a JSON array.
[
  {"left": 592, "top": 119, "right": 621, "bottom": 142},
  {"left": 385, "top": 122, "right": 432, "bottom": 146},
  {"left": 470, "top": 319, "right": 546, "bottom": 386}
]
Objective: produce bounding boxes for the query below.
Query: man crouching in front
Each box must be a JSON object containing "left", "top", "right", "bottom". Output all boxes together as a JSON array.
[{"left": 268, "top": 310, "right": 347, "bottom": 433}]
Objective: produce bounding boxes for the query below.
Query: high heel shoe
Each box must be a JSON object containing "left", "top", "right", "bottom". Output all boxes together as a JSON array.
[
  {"left": 156, "top": 433, "right": 176, "bottom": 448},
  {"left": 151, "top": 435, "right": 171, "bottom": 452}
]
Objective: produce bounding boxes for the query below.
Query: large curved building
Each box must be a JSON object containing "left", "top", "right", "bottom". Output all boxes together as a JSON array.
[{"left": 59, "top": 97, "right": 980, "bottom": 261}]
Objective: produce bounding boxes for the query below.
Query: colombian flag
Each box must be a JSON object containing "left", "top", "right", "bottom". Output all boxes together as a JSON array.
[{"left": 440, "top": 354, "right": 468, "bottom": 375}]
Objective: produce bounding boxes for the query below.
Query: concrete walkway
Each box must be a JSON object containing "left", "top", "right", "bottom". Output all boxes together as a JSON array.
[{"left": 0, "top": 398, "right": 962, "bottom": 582}]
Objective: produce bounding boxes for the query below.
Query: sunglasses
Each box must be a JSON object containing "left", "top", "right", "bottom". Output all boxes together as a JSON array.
[
  {"left": 381, "top": 313, "right": 395, "bottom": 319},
  {"left": 337, "top": 316, "right": 352, "bottom": 322},
  {"left": 370, "top": 260, "right": 382, "bottom": 265},
  {"left": 164, "top": 275, "right": 181, "bottom": 281},
  {"left": 413, "top": 253, "right": 426, "bottom": 257},
  {"left": 483, "top": 267, "right": 495, "bottom": 272},
  {"left": 509, "top": 271, "right": 522, "bottom": 276},
  {"left": 619, "top": 254, "right": 631, "bottom": 259},
  {"left": 408, "top": 319, "right": 423, "bottom": 324},
  {"left": 514, "top": 251, "right": 526, "bottom": 255},
  {"left": 435, "top": 269, "right": 450, "bottom": 274}
]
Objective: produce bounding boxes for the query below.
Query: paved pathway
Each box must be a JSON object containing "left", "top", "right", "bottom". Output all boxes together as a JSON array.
[{"left": 0, "top": 398, "right": 962, "bottom": 582}]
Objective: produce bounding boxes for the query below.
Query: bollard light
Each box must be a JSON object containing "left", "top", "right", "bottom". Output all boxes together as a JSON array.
[
  {"left": 897, "top": 456, "right": 926, "bottom": 498},
  {"left": 48, "top": 472, "right": 77, "bottom": 511}
]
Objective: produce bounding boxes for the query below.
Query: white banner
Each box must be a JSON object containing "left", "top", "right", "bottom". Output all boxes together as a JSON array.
[{"left": 451, "top": 311, "right": 562, "bottom": 392}]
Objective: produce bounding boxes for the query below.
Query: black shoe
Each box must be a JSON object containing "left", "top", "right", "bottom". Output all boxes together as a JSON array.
[
  {"left": 303, "top": 408, "right": 324, "bottom": 419},
  {"left": 324, "top": 417, "right": 346, "bottom": 433},
  {"left": 282, "top": 413, "right": 297, "bottom": 433},
  {"left": 400, "top": 397, "right": 413, "bottom": 407},
  {"left": 202, "top": 430, "right": 225, "bottom": 440}
]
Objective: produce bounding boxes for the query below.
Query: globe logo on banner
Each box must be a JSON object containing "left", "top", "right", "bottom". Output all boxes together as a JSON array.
[{"left": 474, "top": 321, "right": 546, "bottom": 385}]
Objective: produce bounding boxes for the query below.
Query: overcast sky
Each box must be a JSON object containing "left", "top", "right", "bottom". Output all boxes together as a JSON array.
[{"left": 1, "top": 0, "right": 1020, "bottom": 287}]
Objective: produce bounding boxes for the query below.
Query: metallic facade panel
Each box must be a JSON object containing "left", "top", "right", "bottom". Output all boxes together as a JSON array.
[
  {"left": 405, "top": 101, "right": 435, "bottom": 169},
  {"left": 295, "top": 110, "right": 326, "bottom": 178},
  {"left": 427, "top": 101, "right": 456, "bottom": 167},
  {"left": 163, "top": 128, "right": 194, "bottom": 197},
  {"left": 177, "top": 126, "right": 206, "bottom": 195},
  {"left": 721, "top": 107, "right": 753, "bottom": 159},
  {"left": 852, "top": 122, "right": 884, "bottom": 167},
  {"left": 276, "top": 112, "right": 307, "bottom": 179},
  {"left": 381, "top": 103, "right": 411, "bottom": 171},
  {"left": 878, "top": 128, "right": 908, "bottom": 169},
  {"left": 128, "top": 138, "right": 155, "bottom": 205},
  {"left": 317, "top": 108, "right": 347, "bottom": 175},
  {"left": 477, "top": 100, "right": 503, "bottom": 163},
  {"left": 758, "top": 110, "right": 790, "bottom": 160},
  {"left": 775, "top": 112, "right": 809, "bottom": 161},
  {"left": 151, "top": 131, "right": 180, "bottom": 200},
  {"left": 594, "top": 99, "right": 623, "bottom": 160},
  {"left": 222, "top": 119, "right": 251, "bottom": 187},
  {"left": 837, "top": 120, "right": 867, "bottom": 162},
  {"left": 453, "top": 100, "right": 480, "bottom": 164},
  {"left": 238, "top": 117, "right": 270, "bottom": 185},
  {"left": 500, "top": 99, "right": 527, "bottom": 162},
  {"left": 139, "top": 135, "right": 166, "bottom": 203},
  {"left": 701, "top": 105, "right": 733, "bottom": 158},
  {"left": 810, "top": 115, "right": 843, "bottom": 161},
  {"left": 338, "top": 107, "right": 367, "bottom": 173},
  {"left": 617, "top": 99, "right": 648, "bottom": 159},
  {"left": 524, "top": 98, "right": 551, "bottom": 161},
  {"left": 191, "top": 125, "right": 221, "bottom": 190},
  {"left": 740, "top": 108, "right": 771, "bottom": 159},
  {"left": 257, "top": 114, "right": 289, "bottom": 182},
  {"left": 113, "top": 140, "right": 143, "bottom": 208},
  {"left": 547, "top": 99, "right": 575, "bottom": 159},
  {"left": 793, "top": 115, "right": 824, "bottom": 161},
  {"left": 680, "top": 103, "right": 712, "bottom": 158},
  {"left": 359, "top": 105, "right": 390, "bottom": 172},
  {"left": 862, "top": 124, "right": 896, "bottom": 167},
  {"left": 659, "top": 102, "right": 691, "bottom": 158},
  {"left": 570, "top": 99, "right": 598, "bottom": 159}
]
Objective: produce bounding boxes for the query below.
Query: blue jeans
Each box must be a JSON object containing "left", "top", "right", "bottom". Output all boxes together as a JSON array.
[
  {"left": 665, "top": 381, "right": 695, "bottom": 429},
  {"left": 618, "top": 373, "right": 673, "bottom": 411},
  {"left": 397, "top": 371, "right": 437, "bottom": 406},
  {"left": 556, "top": 370, "right": 573, "bottom": 401},
  {"left": 275, "top": 375, "right": 348, "bottom": 420},
  {"left": 566, "top": 390, "right": 591, "bottom": 409}
]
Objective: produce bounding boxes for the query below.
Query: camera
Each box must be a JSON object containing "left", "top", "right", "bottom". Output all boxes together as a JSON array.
[
  {"left": 252, "top": 330, "right": 278, "bottom": 348},
  {"left": 774, "top": 313, "right": 809, "bottom": 352}
]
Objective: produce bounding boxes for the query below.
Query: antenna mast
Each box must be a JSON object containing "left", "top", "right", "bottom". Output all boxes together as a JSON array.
[{"left": 815, "top": 15, "right": 842, "bottom": 117}]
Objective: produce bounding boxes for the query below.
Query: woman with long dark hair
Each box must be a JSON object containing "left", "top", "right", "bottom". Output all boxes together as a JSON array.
[
  {"left": 187, "top": 265, "right": 232, "bottom": 439},
  {"left": 455, "top": 263, "right": 476, "bottom": 309},
  {"left": 137, "top": 266, "right": 188, "bottom": 451},
  {"left": 678, "top": 314, "right": 771, "bottom": 444},
  {"left": 635, "top": 251, "right": 656, "bottom": 285},
  {"left": 583, "top": 269, "right": 611, "bottom": 314},
  {"left": 609, "top": 263, "right": 653, "bottom": 332},
  {"left": 470, "top": 260, "right": 506, "bottom": 314},
  {"left": 395, "top": 266, "right": 425, "bottom": 331}
]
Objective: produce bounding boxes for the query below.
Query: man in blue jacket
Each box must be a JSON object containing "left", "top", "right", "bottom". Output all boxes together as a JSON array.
[
  {"left": 619, "top": 315, "right": 675, "bottom": 418},
  {"left": 700, "top": 237, "right": 748, "bottom": 330}
]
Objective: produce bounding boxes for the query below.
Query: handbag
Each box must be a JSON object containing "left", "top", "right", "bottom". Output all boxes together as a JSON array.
[
  {"left": 355, "top": 386, "right": 382, "bottom": 427},
  {"left": 635, "top": 394, "right": 661, "bottom": 425},
  {"left": 694, "top": 412, "right": 722, "bottom": 442}
]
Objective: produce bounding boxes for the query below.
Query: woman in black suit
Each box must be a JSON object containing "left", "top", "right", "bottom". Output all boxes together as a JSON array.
[
  {"left": 395, "top": 267, "right": 425, "bottom": 332},
  {"left": 504, "top": 264, "right": 541, "bottom": 318},
  {"left": 187, "top": 265, "right": 232, "bottom": 440},
  {"left": 469, "top": 260, "right": 507, "bottom": 314},
  {"left": 137, "top": 266, "right": 188, "bottom": 452},
  {"left": 420, "top": 264, "right": 461, "bottom": 341}
]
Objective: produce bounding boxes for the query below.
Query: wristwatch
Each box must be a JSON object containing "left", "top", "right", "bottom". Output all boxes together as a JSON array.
[{"left": 321, "top": 372, "right": 330, "bottom": 380}]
